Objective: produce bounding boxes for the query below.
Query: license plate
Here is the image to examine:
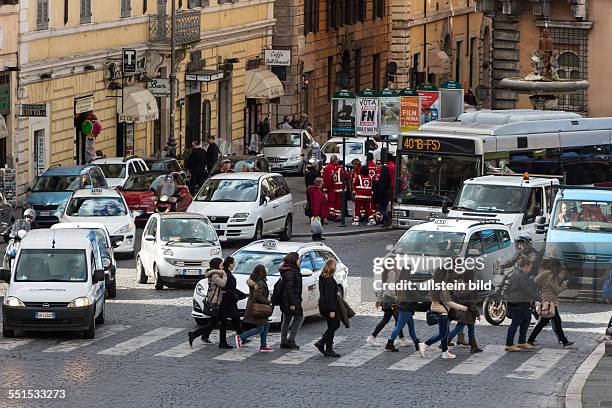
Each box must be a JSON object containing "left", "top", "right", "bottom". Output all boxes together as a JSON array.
[
  {"left": 34, "top": 312, "right": 55, "bottom": 319},
  {"left": 38, "top": 211, "right": 51, "bottom": 216},
  {"left": 184, "top": 269, "right": 201, "bottom": 276}
]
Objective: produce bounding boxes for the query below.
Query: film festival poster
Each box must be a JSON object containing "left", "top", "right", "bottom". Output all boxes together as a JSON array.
[{"left": 400, "top": 95, "right": 420, "bottom": 132}]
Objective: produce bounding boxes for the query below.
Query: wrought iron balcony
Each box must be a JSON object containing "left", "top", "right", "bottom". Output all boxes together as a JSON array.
[{"left": 149, "top": 10, "right": 201, "bottom": 46}]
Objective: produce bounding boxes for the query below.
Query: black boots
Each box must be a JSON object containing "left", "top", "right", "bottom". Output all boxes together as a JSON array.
[
  {"left": 188, "top": 332, "right": 196, "bottom": 347},
  {"left": 457, "top": 332, "right": 469, "bottom": 346},
  {"left": 314, "top": 338, "right": 325, "bottom": 355},
  {"left": 469, "top": 337, "right": 483, "bottom": 353},
  {"left": 385, "top": 339, "right": 399, "bottom": 352}
]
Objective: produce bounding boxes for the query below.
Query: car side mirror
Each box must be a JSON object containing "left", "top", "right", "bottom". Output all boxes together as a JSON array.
[
  {"left": 110, "top": 235, "right": 124, "bottom": 248},
  {"left": 300, "top": 268, "right": 313, "bottom": 277},
  {"left": 535, "top": 215, "right": 548, "bottom": 234},
  {"left": 535, "top": 215, "right": 547, "bottom": 225},
  {"left": 93, "top": 269, "right": 105, "bottom": 283},
  {"left": 144, "top": 234, "right": 156, "bottom": 242},
  {"left": 0, "top": 267, "right": 10, "bottom": 282}
]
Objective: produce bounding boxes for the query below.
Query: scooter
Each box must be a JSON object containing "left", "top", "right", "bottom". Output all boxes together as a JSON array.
[
  {"left": 152, "top": 194, "right": 178, "bottom": 213},
  {"left": 3, "top": 219, "right": 31, "bottom": 270}
]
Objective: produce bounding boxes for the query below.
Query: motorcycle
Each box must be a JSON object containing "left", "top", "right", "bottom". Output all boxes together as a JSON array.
[
  {"left": 3, "top": 219, "right": 32, "bottom": 270},
  {"left": 483, "top": 261, "right": 540, "bottom": 326},
  {"left": 152, "top": 182, "right": 180, "bottom": 213}
]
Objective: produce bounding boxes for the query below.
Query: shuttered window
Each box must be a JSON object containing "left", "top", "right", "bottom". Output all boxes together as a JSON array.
[
  {"left": 121, "top": 0, "right": 132, "bottom": 18},
  {"left": 37, "top": 0, "right": 49, "bottom": 30},
  {"left": 80, "top": 0, "right": 92, "bottom": 24}
]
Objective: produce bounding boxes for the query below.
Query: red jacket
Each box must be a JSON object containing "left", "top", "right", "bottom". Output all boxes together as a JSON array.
[
  {"left": 352, "top": 174, "right": 372, "bottom": 201},
  {"left": 307, "top": 185, "right": 330, "bottom": 219},
  {"left": 387, "top": 161, "right": 396, "bottom": 198},
  {"left": 367, "top": 161, "right": 377, "bottom": 180},
  {"left": 332, "top": 165, "right": 344, "bottom": 193},
  {"left": 322, "top": 163, "right": 336, "bottom": 193}
]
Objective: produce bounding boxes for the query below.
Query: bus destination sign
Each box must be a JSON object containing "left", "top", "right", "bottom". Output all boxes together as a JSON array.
[{"left": 401, "top": 136, "right": 475, "bottom": 155}]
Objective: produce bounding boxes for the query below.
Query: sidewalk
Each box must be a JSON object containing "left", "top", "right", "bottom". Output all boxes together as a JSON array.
[
  {"left": 579, "top": 340, "right": 612, "bottom": 408},
  {"left": 292, "top": 200, "right": 388, "bottom": 238}
]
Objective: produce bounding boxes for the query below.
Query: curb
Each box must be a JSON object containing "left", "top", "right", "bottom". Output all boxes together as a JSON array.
[
  {"left": 565, "top": 341, "right": 606, "bottom": 408},
  {"left": 293, "top": 226, "right": 387, "bottom": 238}
]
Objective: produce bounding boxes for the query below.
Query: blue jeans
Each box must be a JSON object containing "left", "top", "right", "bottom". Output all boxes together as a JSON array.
[
  {"left": 448, "top": 323, "right": 475, "bottom": 342},
  {"left": 389, "top": 310, "right": 417, "bottom": 342},
  {"left": 425, "top": 313, "right": 450, "bottom": 352},
  {"left": 240, "top": 324, "right": 270, "bottom": 348},
  {"left": 506, "top": 305, "right": 531, "bottom": 346}
]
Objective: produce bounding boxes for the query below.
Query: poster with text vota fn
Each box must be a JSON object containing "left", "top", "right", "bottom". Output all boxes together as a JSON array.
[{"left": 356, "top": 97, "right": 379, "bottom": 135}]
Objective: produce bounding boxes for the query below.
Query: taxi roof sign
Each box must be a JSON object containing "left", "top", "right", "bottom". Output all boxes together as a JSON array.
[
  {"left": 92, "top": 188, "right": 103, "bottom": 194},
  {"left": 262, "top": 240, "right": 279, "bottom": 249}
]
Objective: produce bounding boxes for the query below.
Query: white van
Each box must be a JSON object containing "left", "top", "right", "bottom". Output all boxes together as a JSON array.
[{"left": 1, "top": 229, "right": 106, "bottom": 338}]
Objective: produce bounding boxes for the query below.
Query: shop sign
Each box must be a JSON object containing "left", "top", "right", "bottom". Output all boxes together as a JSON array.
[
  {"left": 19, "top": 104, "right": 47, "bottom": 117},
  {"left": 108, "top": 57, "right": 147, "bottom": 80},
  {"left": 264, "top": 50, "right": 291, "bottom": 67},
  {"left": 75, "top": 96, "right": 95, "bottom": 114},
  {"left": 148, "top": 79, "right": 171, "bottom": 97}
]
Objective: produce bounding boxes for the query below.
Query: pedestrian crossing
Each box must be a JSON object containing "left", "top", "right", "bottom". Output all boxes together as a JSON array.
[{"left": 0, "top": 324, "right": 581, "bottom": 378}]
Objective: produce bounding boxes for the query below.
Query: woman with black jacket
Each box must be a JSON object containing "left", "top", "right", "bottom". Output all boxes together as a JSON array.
[
  {"left": 373, "top": 165, "right": 392, "bottom": 224},
  {"left": 279, "top": 252, "right": 304, "bottom": 350},
  {"left": 315, "top": 259, "right": 341, "bottom": 357},
  {"left": 199, "top": 256, "right": 247, "bottom": 349}
]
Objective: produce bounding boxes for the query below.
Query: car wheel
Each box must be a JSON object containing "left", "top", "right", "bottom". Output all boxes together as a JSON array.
[
  {"left": 95, "top": 303, "right": 105, "bottom": 324},
  {"left": 252, "top": 220, "right": 263, "bottom": 241},
  {"left": 279, "top": 215, "right": 292, "bottom": 241},
  {"left": 194, "top": 318, "right": 209, "bottom": 326},
  {"left": 136, "top": 257, "right": 148, "bottom": 284},
  {"left": 83, "top": 313, "right": 96, "bottom": 339},
  {"left": 107, "top": 278, "right": 117, "bottom": 298},
  {"left": 154, "top": 265, "right": 164, "bottom": 290}
]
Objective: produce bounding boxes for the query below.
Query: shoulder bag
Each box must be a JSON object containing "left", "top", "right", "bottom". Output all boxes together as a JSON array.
[{"left": 203, "top": 285, "right": 221, "bottom": 317}]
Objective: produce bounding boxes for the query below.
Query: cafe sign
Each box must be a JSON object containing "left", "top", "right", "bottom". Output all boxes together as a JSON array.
[{"left": 264, "top": 50, "right": 291, "bottom": 67}]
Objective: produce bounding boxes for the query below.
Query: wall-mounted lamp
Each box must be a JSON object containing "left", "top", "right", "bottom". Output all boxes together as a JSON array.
[
  {"left": 84, "top": 65, "right": 96, "bottom": 71},
  {"left": 40, "top": 72, "right": 53, "bottom": 79}
]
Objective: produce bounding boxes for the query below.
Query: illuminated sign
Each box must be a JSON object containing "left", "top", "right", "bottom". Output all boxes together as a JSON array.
[{"left": 401, "top": 136, "right": 475, "bottom": 155}]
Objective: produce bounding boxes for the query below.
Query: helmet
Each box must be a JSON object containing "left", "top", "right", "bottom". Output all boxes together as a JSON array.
[
  {"left": 23, "top": 208, "right": 36, "bottom": 221},
  {"left": 516, "top": 233, "right": 532, "bottom": 243},
  {"left": 164, "top": 174, "right": 173, "bottom": 181}
]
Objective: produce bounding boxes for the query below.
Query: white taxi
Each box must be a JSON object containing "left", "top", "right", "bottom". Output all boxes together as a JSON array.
[
  {"left": 137, "top": 213, "right": 222, "bottom": 290},
  {"left": 187, "top": 172, "right": 293, "bottom": 242},
  {"left": 91, "top": 156, "right": 149, "bottom": 188},
  {"left": 191, "top": 239, "right": 349, "bottom": 324},
  {"left": 61, "top": 188, "right": 138, "bottom": 258}
]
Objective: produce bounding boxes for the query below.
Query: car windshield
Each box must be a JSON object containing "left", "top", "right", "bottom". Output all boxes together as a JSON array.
[
  {"left": 454, "top": 185, "right": 530, "bottom": 213},
  {"left": 234, "top": 160, "right": 257, "bottom": 172},
  {"left": 322, "top": 142, "right": 363, "bottom": 155},
  {"left": 232, "top": 250, "right": 285, "bottom": 276},
  {"left": 552, "top": 199, "right": 612, "bottom": 232},
  {"left": 160, "top": 218, "right": 217, "bottom": 243},
  {"left": 15, "top": 249, "right": 88, "bottom": 282},
  {"left": 392, "top": 230, "right": 466, "bottom": 257},
  {"left": 195, "top": 179, "right": 258, "bottom": 202},
  {"left": 263, "top": 133, "right": 301, "bottom": 147},
  {"left": 97, "top": 164, "right": 126, "bottom": 179},
  {"left": 151, "top": 175, "right": 184, "bottom": 190},
  {"left": 66, "top": 197, "right": 127, "bottom": 217},
  {"left": 32, "top": 175, "right": 80, "bottom": 192},
  {"left": 147, "top": 162, "right": 167, "bottom": 171},
  {"left": 123, "top": 174, "right": 160, "bottom": 191}
]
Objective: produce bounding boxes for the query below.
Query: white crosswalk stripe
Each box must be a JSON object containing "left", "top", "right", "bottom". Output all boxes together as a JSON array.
[
  {"left": 388, "top": 351, "right": 439, "bottom": 371},
  {"left": 0, "top": 337, "right": 35, "bottom": 351},
  {"left": 214, "top": 335, "right": 281, "bottom": 362},
  {"left": 155, "top": 334, "right": 220, "bottom": 358},
  {"left": 43, "top": 325, "right": 132, "bottom": 353},
  {"left": 447, "top": 345, "right": 507, "bottom": 375},
  {"left": 329, "top": 344, "right": 386, "bottom": 368},
  {"left": 271, "top": 336, "right": 347, "bottom": 365},
  {"left": 98, "top": 327, "right": 183, "bottom": 356},
  {"left": 506, "top": 348, "right": 570, "bottom": 379}
]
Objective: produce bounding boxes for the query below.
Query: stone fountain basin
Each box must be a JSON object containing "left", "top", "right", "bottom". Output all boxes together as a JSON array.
[{"left": 499, "top": 78, "right": 589, "bottom": 94}]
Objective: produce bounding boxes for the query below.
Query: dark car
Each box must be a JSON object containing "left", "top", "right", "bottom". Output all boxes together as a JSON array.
[
  {"left": 206, "top": 155, "right": 270, "bottom": 181},
  {"left": 145, "top": 158, "right": 189, "bottom": 182}
]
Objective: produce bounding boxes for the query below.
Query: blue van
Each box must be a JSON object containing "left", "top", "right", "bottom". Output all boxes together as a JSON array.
[
  {"left": 537, "top": 187, "right": 612, "bottom": 300},
  {"left": 25, "top": 165, "right": 108, "bottom": 226}
]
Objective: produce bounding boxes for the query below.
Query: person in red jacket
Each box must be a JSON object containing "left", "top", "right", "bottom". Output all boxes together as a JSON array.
[
  {"left": 387, "top": 154, "right": 396, "bottom": 200},
  {"left": 352, "top": 165, "right": 375, "bottom": 226},
  {"left": 329, "top": 162, "right": 344, "bottom": 220},
  {"left": 307, "top": 178, "right": 330, "bottom": 241},
  {"left": 366, "top": 153, "right": 378, "bottom": 214},
  {"left": 322, "top": 155, "right": 338, "bottom": 218}
]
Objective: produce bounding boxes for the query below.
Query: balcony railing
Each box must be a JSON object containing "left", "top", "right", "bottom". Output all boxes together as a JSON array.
[{"left": 149, "top": 10, "right": 201, "bottom": 46}]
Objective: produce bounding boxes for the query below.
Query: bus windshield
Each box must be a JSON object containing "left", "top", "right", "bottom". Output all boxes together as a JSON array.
[{"left": 396, "top": 153, "right": 480, "bottom": 206}]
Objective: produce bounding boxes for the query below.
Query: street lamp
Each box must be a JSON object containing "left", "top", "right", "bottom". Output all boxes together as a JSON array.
[{"left": 166, "top": 0, "right": 178, "bottom": 156}]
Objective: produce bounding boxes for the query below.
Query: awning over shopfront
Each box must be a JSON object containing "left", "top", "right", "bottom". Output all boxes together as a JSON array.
[
  {"left": 117, "top": 87, "right": 159, "bottom": 123},
  {"left": 428, "top": 47, "right": 451, "bottom": 75},
  {"left": 0, "top": 114, "right": 8, "bottom": 140},
  {"left": 245, "top": 69, "right": 284, "bottom": 99}
]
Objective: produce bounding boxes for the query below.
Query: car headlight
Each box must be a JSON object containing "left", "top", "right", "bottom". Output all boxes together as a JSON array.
[
  {"left": 3, "top": 296, "right": 25, "bottom": 307},
  {"left": 67, "top": 297, "right": 90, "bottom": 308},
  {"left": 210, "top": 247, "right": 222, "bottom": 257},
  {"left": 162, "top": 247, "right": 174, "bottom": 257},
  {"left": 195, "top": 283, "right": 206, "bottom": 297},
  {"left": 232, "top": 213, "right": 249, "bottom": 219},
  {"left": 289, "top": 155, "right": 301, "bottom": 162},
  {"left": 114, "top": 223, "right": 135, "bottom": 235}
]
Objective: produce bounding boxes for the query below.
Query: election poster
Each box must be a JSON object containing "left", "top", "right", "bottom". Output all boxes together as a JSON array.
[
  {"left": 417, "top": 84, "right": 440, "bottom": 124},
  {"left": 356, "top": 97, "right": 379, "bottom": 135},
  {"left": 379, "top": 93, "right": 400, "bottom": 136},
  {"left": 331, "top": 90, "right": 356, "bottom": 136},
  {"left": 399, "top": 92, "right": 420, "bottom": 132}
]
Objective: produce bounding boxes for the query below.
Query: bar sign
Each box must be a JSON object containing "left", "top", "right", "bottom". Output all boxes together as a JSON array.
[{"left": 19, "top": 104, "right": 47, "bottom": 117}]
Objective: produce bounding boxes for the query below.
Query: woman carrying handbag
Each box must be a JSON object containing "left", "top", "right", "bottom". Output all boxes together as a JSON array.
[
  {"left": 315, "top": 259, "right": 342, "bottom": 357},
  {"left": 238, "top": 265, "right": 273, "bottom": 352}
]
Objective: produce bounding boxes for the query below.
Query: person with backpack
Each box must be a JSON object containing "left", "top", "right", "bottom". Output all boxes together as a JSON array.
[
  {"left": 278, "top": 252, "right": 304, "bottom": 349},
  {"left": 315, "top": 259, "right": 342, "bottom": 357},
  {"left": 188, "top": 258, "right": 227, "bottom": 347},
  {"left": 527, "top": 258, "right": 574, "bottom": 348},
  {"left": 384, "top": 268, "right": 423, "bottom": 353},
  {"left": 238, "top": 265, "right": 273, "bottom": 352}
]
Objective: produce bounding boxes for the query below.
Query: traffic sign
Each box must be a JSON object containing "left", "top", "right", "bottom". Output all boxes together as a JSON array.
[{"left": 123, "top": 49, "right": 137, "bottom": 74}]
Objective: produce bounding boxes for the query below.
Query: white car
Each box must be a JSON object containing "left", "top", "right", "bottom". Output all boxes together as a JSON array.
[
  {"left": 51, "top": 222, "right": 121, "bottom": 298},
  {"left": 187, "top": 172, "right": 293, "bottom": 242},
  {"left": 91, "top": 156, "right": 149, "bottom": 188},
  {"left": 61, "top": 188, "right": 137, "bottom": 258},
  {"left": 321, "top": 137, "right": 381, "bottom": 167},
  {"left": 262, "top": 129, "right": 315, "bottom": 174},
  {"left": 136, "top": 213, "right": 222, "bottom": 290},
  {"left": 191, "top": 239, "right": 349, "bottom": 324}
]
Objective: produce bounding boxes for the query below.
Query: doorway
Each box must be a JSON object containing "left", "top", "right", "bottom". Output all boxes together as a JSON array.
[{"left": 186, "top": 92, "right": 202, "bottom": 145}]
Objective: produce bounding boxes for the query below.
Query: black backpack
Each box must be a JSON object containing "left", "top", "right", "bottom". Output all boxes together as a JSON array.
[{"left": 271, "top": 277, "right": 283, "bottom": 306}]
